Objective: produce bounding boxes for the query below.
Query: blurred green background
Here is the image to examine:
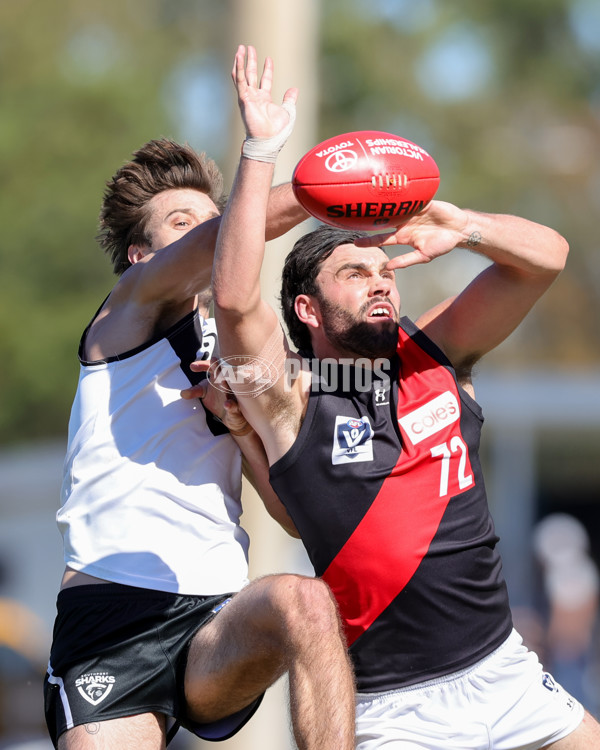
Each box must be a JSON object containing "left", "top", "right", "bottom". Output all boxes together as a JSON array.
[{"left": 1, "top": 0, "right": 599, "bottom": 446}]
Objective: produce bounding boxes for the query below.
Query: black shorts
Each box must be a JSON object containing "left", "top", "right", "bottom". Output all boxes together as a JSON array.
[{"left": 44, "top": 583, "right": 262, "bottom": 747}]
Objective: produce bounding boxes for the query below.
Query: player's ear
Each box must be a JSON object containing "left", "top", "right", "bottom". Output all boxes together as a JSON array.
[
  {"left": 128, "top": 243, "right": 149, "bottom": 265},
  {"left": 295, "top": 294, "right": 321, "bottom": 331}
]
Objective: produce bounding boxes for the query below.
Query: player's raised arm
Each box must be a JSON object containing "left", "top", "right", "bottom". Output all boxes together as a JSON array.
[
  {"left": 125, "top": 181, "right": 308, "bottom": 309},
  {"left": 357, "top": 199, "right": 569, "bottom": 377},
  {"left": 211, "top": 45, "right": 306, "bottom": 461},
  {"left": 213, "top": 46, "right": 296, "bottom": 314}
]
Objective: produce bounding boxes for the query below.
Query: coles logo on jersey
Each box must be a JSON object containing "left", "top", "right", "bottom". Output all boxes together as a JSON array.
[
  {"left": 398, "top": 391, "right": 460, "bottom": 445},
  {"left": 332, "top": 415, "right": 374, "bottom": 465},
  {"left": 75, "top": 671, "right": 116, "bottom": 706}
]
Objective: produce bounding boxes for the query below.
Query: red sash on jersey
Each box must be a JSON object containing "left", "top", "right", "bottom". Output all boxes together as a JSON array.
[{"left": 321, "top": 327, "right": 474, "bottom": 646}]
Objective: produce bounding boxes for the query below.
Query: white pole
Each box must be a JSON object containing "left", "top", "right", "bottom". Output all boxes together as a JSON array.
[{"left": 198, "top": 2, "right": 320, "bottom": 749}]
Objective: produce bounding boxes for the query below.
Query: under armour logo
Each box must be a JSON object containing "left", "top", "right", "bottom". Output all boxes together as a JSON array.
[
  {"left": 373, "top": 380, "right": 389, "bottom": 405},
  {"left": 375, "top": 388, "right": 387, "bottom": 403}
]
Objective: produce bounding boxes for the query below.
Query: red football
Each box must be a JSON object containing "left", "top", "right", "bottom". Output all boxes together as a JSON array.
[{"left": 292, "top": 130, "right": 440, "bottom": 230}]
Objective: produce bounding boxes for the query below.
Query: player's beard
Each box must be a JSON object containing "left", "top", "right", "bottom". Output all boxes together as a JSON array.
[{"left": 318, "top": 296, "right": 399, "bottom": 359}]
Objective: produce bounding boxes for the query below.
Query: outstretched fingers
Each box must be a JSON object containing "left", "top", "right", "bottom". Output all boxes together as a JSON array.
[
  {"left": 244, "top": 44, "right": 258, "bottom": 88},
  {"left": 259, "top": 55, "right": 273, "bottom": 94},
  {"left": 232, "top": 45, "right": 247, "bottom": 93},
  {"left": 386, "top": 249, "right": 432, "bottom": 270},
  {"left": 231, "top": 43, "right": 298, "bottom": 143},
  {"left": 233, "top": 44, "right": 274, "bottom": 95}
]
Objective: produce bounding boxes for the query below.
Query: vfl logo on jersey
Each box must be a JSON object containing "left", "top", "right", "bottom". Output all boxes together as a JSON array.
[
  {"left": 75, "top": 672, "right": 116, "bottom": 706},
  {"left": 398, "top": 391, "right": 460, "bottom": 445},
  {"left": 542, "top": 672, "right": 559, "bottom": 693},
  {"left": 332, "top": 416, "right": 374, "bottom": 465}
]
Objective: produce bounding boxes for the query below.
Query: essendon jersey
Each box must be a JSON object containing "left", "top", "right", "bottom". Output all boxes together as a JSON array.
[{"left": 269, "top": 318, "right": 512, "bottom": 692}]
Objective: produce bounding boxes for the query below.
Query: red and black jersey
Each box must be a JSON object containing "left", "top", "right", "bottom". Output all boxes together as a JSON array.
[{"left": 269, "top": 318, "right": 512, "bottom": 692}]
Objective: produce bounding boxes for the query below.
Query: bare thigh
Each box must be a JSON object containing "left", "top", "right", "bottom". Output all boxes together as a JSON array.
[
  {"left": 58, "top": 712, "right": 166, "bottom": 750},
  {"left": 543, "top": 710, "right": 600, "bottom": 749},
  {"left": 183, "top": 573, "right": 334, "bottom": 724}
]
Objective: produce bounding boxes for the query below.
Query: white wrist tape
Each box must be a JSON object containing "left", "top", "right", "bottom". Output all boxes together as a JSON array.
[{"left": 241, "top": 101, "right": 296, "bottom": 163}]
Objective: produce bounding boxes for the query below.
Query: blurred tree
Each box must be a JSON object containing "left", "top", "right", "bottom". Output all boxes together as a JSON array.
[
  {"left": 0, "top": 0, "right": 230, "bottom": 443},
  {"left": 0, "top": 0, "right": 598, "bottom": 445}
]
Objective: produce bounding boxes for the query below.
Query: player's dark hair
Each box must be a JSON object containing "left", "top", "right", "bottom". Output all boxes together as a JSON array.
[
  {"left": 97, "top": 138, "right": 226, "bottom": 275},
  {"left": 280, "top": 224, "right": 368, "bottom": 354}
]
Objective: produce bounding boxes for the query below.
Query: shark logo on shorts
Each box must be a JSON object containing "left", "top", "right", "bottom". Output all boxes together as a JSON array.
[{"left": 75, "top": 672, "right": 116, "bottom": 706}]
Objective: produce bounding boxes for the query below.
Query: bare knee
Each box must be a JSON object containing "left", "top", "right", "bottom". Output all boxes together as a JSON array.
[{"left": 267, "top": 575, "right": 343, "bottom": 645}]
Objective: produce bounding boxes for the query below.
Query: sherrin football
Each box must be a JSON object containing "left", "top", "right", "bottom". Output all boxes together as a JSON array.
[{"left": 292, "top": 130, "right": 440, "bottom": 230}]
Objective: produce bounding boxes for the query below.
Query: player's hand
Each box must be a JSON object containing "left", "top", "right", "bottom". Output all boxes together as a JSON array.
[
  {"left": 354, "top": 200, "right": 471, "bottom": 270},
  {"left": 232, "top": 44, "right": 298, "bottom": 140},
  {"left": 181, "top": 359, "right": 252, "bottom": 436}
]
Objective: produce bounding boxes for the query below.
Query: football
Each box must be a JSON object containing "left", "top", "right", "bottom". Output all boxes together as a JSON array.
[{"left": 292, "top": 130, "right": 440, "bottom": 230}]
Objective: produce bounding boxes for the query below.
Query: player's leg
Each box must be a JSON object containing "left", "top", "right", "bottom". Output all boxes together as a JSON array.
[
  {"left": 57, "top": 711, "right": 166, "bottom": 750},
  {"left": 44, "top": 583, "right": 210, "bottom": 750},
  {"left": 184, "top": 573, "right": 355, "bottom": 750},
  {"left": 541, "top": 709, "right": 600, "bottom": 748}
]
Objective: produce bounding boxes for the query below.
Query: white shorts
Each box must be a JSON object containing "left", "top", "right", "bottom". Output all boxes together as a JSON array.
[{"left": 355, "top": 630, "right": 584, "bottom": 750}]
